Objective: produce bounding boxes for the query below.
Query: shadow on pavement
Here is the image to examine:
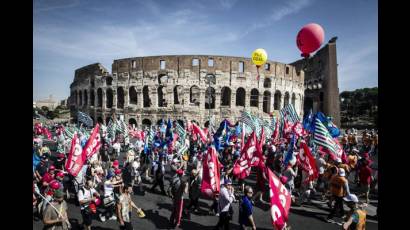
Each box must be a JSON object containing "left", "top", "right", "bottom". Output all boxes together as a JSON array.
[
  {"left": 290, "top": 208, "right": 329, "bottom": 223},
  {"left": 144, "top": 209, "right": 173, "bottom": 229}
]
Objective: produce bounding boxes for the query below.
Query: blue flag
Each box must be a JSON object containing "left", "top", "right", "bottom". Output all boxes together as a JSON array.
[{"left": 314, "top": 112, "right": 340, "bottom": 138}]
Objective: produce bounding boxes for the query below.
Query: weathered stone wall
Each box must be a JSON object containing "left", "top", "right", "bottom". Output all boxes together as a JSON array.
[{"left": 70, "top": 55, "right": 305, "bottom": 127}]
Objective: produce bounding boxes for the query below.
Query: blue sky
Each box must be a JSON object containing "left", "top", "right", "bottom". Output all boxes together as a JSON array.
[{"left": 34, "top": 0, "right": 378, "bottom": 101}]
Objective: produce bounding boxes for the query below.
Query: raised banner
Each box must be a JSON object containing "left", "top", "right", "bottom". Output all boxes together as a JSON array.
[
  {"left": 201, "top": 146, "right": 221, "bottom": 197},
  {"left": 65, "top": 133, "right": 85, "bottom": 177},
  {"left": 82, "top": 123, "right": 101, "bottom": 159},
  {"left": 268, "top": 168, "right": 291, "bottom": 230}
]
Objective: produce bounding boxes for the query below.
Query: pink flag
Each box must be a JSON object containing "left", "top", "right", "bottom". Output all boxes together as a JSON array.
[
  {"left": 192, "top": 123, "right": 207, "bottom": 143},
  {"left": 82, "top": 123, "right": 101, "bottom": 159},
  {"left": 65, "top": 133, "right": 85, "bottom": 177},
  {"left": 201, "top": 146, "right": 221, "bottom": 198},
  {"left": 268, "top": 168, "right": 291, "bottom": 230}
]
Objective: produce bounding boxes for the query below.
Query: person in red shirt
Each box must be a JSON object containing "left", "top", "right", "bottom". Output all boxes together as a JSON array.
[
  {"left": 358, "top": 159, "right": 372, "bottom": 204},
  {"left": 41, "top": 165, "right": 56, "bottom": 192}
]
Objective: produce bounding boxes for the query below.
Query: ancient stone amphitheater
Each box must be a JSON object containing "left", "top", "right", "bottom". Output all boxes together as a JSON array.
[{"left": 69, "top": 55, "right": 305, "bottom": 127}]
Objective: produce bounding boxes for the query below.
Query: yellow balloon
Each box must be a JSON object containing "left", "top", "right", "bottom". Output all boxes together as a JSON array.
[{"left": 251, "top": 48, "right": 268, "bottom": 66}]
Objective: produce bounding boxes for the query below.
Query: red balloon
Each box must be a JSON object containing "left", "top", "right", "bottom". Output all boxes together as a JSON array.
[{"left": 296, "top": 23, "right": 325, "bottom": 58}]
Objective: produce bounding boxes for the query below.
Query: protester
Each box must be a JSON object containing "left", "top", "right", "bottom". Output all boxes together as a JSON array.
[
  {"left": 215, "top": 179, "right": 235, "bottom": 230},
  {"left": 117, "top": 184, "right": 144, "bottom": 230},
  {"left": 42, "top": 190, "right": 70, "bottom": 230},
  {"left": 169, "top": 173, "right": 188, "bottom": 228},
  {"left": 342, "top": 194, "right": 367, "bottom": 230},
  {"left": 78, "top": 179, "right": 101, "bottom": 230},
  {"left": 239, "top": 186, "right": 256, "bottom": 230},
  {"left": 327, "top": 168, "right": 350, "bottom": 222},
  {"left": 187, "top": 169, "right": 202, "bottom": 213}
]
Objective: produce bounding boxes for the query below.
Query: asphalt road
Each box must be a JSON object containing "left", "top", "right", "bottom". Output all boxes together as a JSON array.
[{"left": 34, "top": 146, "right": 378, "bottom": 230}]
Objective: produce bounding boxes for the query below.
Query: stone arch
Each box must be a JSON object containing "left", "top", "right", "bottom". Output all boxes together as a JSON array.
[
  {"left": 143, "top": 86, "right": 150, "bottom": 107},
  {"left": 97, "top": 88, "right": 102, "bottom": 107},
  {"left": 284, "top": 92, "right": 290, "bottom": 107},
  {"left": 158, "top": 86, "right": 166, "bottom": 107},
  {"left": 158, "top": 74, "right": 168, "bottom": 85},
  {"left": 79, "top": 91, "right": 83, "bottom": 106},
  {"left": 291, "top": 93, "right": 296, "bottom": 107},
  {"left": 274, "top": 90, "right": 282, "bottom": 110},
  {"left": 97, "top": 117, "right": 103, "bottom": 124},
  {"left": 204, "top": 120, "right": 210, "bottom": 128},
  {"left": 157, "top": 119, "right": 165, "bottom": 126},
  {"left": 236, "top": 87, "right": 245, "bottom": 106},
  {"left": 190, "top": 85, "right": 200, "bottom": 105},
  {"left": 90, "top": 90, "right": 95, "bottom": 106},
  {"left": 106, "top": 76, "right": 113, "bottom": 86},
  {"left": 129, "top": 118, "right": 137, "bottom": 126},
  {"left": 106, "top": 88, "right": 113, "bottom": 108},
  {"left": 263, "top": 78, "right": 272, "bottom": 88},
  {"left": 205, "top": 87, "right": 216, "bottom": 109},
  {"left": 174, "top": 85, "right": 183, "bottom": 105},
  {"left": 83, "top": 90, "right": 88, "bottom": 106},
  {"left": 142, "top": 119, "right": 152, "bottom": 127},
  {"left": 105, "top": 117, "right": 111, "bottom": 125},
  {"left": 263, "top": 91, "right": 271, "bottom": 113},
  {"left": 250, "top": 88, "right": 259, "bottom": 107},
  {"left": 117, "top": 87, "right": 125, "bottom": 109},
  {"left": 221, "top": 87, "right": 231, "bottom": 106},
  {"left": 129, "top": 86, "right": 138, "bottom": 105}
]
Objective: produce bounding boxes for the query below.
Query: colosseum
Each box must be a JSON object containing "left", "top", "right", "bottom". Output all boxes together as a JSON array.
[
  {"left": 69, "top": 54, "right": 306, "bottom": 128},
  {"left": 69, "top": 39, "right": 342, "bottom": 128}
]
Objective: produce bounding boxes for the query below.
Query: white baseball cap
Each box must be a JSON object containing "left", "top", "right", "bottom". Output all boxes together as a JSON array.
[
  {"left": 338, "top": 168, "right": 346, "bottom": 177},
  {"left": 343, "top": 194, "right": 359, "bottom": 203}
]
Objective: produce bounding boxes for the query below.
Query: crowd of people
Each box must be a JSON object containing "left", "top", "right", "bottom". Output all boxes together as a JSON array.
[{"left": 33, "top": 119, "right": 377, "bottom": 230}]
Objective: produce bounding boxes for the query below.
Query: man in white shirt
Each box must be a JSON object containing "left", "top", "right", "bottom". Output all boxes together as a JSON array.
[
  {"left": 216, "top": 179, "right": 235, "bottom": 230},
  {"left": 78, "top": 180, "right": 100, "bottom": 230},
  {"left": 113, "top": 142, "right": 121, "bottom": 158}
]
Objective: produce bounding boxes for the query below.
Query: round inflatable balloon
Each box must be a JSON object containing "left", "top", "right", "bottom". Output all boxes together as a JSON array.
[
  {"left": 296, "top": 23, "right": 325, "bottom": 58},
  {"left": 251, "top": 48, "right": 268, "bottom": 66}
]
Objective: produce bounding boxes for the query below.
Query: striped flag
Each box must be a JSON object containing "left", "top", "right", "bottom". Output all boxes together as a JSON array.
[
  {"left": 77, "top": 111, "right": 93, "bottom": 127},
  {"left": 106, "top": 118, "right": 116, "bottom": 139},
  {"left": 175, "top": 122, "right": 186, "bottom": 143},
  {"left": 240, "top": 111, "right": 256, "bottom": 131},
  {"left": 280, "top": 104, "right": 300, "bottom": 124},
  {"left": 313, "top": 118, "right": 342, "bottom": 159}
]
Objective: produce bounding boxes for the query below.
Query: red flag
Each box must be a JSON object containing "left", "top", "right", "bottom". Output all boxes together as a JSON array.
[
  {"left": 233, "top": 132, "right": 260, "bottom": 179},
  {"left": 256, "top": 128, "right": 266, "bottom": 170},
  {"left": 201, "top": 146, "right": 221, "bottom": 198},
  {"left": 42, "top": 127, "right": 52, "bottom": 140},
  {"left": 268, "top": 168, "right": 291, "bottom": 230},
  {"left": 192, "top": 123, "right": 207, "bottom": 143},
  {"left": 299, "top": 141, "right": 319, "bottom": 183},
  {"left": 65, "top": 133, "right": 85, "bottom": 177},
  {"left": 82, "top": 124, "right": 101, "bottom": 159},
  {"left": 291, "top": 122, "right": 304, "bottom": 138}
]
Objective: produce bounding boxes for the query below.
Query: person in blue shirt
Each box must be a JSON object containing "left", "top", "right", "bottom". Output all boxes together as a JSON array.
[{"left": 239, "top": 186, "right": 256, "bottom": 230}]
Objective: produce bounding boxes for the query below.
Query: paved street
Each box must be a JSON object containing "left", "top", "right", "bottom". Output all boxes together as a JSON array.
[{"left": 33, "top": 148, "right": 378, "bottom": 230}]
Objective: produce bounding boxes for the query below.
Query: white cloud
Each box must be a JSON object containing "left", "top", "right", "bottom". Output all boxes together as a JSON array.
[
  {"left": 34, "top": 0, "right": 81, "bottom": 13},
  {"left": 238, "top": 0, "right": 314, "bottom": 39},
  {"left": 219, "top": 0, "right": 238, "bottom": 9}
]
